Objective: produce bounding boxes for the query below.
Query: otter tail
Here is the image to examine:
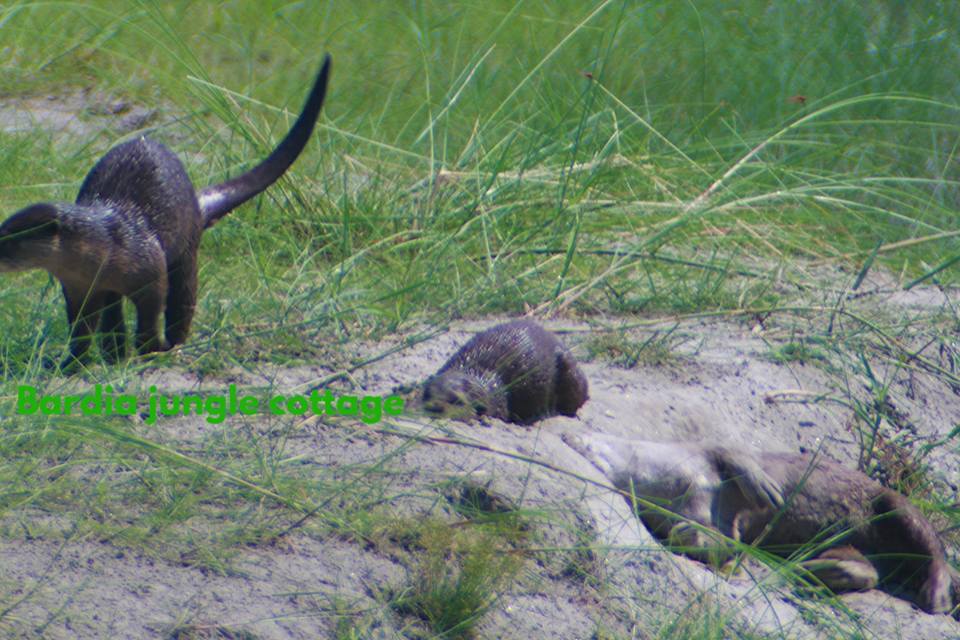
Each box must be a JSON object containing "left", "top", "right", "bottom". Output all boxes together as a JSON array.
[
  {"left": 874, "top": 491, "right": 953, "bottom": 614},
  {"left": 198, "top": 54, "right": 331, "bottom": 228}
]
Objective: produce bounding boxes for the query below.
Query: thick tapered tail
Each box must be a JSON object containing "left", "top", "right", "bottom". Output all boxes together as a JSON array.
[
  {"left": 199, "top": 54, "right": 331, "bottom": 228},
  {"left": 873, "top": 491, "right": 954, "bottom": 613}
]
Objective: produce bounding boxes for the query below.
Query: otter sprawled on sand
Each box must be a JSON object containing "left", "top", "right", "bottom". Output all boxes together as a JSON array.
[
  {"left": 563, "top": 431, "right": 958, "bottom": 615},
  {"left": 422, "top": 320, "right": 589, "bottom": 424}
]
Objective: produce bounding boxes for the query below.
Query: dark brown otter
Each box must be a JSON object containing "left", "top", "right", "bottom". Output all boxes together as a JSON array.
[
  {"left": 422, "top": 319, "right": 589, "bottom": 424},
  {"left": 0, "top": 55, "right": 331, "bottom": 369}
]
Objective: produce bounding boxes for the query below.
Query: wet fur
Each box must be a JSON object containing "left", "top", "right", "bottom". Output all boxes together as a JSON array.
[
  {"left": 422, "top": 319, "right": 589, "bottom": 424},
  {"left": 0, "top": 55, "right": 331, "bottom": 367},
  {"left": 564, "top": 431, "right": 957, "bottom": 615}
]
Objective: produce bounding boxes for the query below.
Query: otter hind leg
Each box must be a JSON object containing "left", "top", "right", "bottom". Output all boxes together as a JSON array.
[
  {"left": 801, "top": 546, "right": 879, "bottom": 593},
  {"left": 131, "top": 279, "right": 169, "bottom": 354},
  {"left": 163, "top": 250, "right": 198, "bottom": 348}
]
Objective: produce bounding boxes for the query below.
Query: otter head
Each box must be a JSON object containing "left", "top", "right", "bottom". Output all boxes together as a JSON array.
[
  {"left": 421, "top": 370, "right": 507, "bottom": 421},
  {"left": 0, "top": 203, "right": 61, "bottom": 272}
]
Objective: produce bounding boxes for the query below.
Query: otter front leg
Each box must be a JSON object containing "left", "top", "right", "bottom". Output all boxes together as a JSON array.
[
  {"left": 61, "top": 284, "right": 107, "bottom": 369},
  {"left": 131, "top": 279, "right": 169, "bottom": 354},
  {"left": 554, "top": 350, "right": 589, "bottom": 416},
  {"left": 667, "top": 520, "right": 737, "bottom": 567},
  {"left": 709, "top": 448, "right": 785, "bottom": 510},
  {"left": 98, "top": 292, "right": 126, "bottom": 362}
]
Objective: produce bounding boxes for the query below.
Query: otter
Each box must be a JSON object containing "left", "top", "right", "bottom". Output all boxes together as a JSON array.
[
  {"left": 422, "top": 319, "right": 589, "bottom": 424},
  {"left": 0, "top": 55, "right": 331, "bottom": 368},
  {"left": 563, "top": 431, "right": 957, "bottom": 615}
]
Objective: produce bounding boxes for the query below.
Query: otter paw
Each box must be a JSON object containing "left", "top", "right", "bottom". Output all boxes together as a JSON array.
[{"left": 916, "top": 565, "right": 953, "bottom": 615}]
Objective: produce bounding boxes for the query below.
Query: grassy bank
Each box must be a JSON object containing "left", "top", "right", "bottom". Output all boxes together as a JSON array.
[
  {"left": 0, "top": 1, "right": 958, "bottom": 359},
  {"left": 0, "top": 2, "right": 958, "bottom": 638}
]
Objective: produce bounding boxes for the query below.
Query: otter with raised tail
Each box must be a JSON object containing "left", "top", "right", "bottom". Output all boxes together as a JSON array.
[
  {"left": 422, "top": 319, "right": 589, "bottom": 424},
  {"left": 0, "top": 55, "right": 331, "bottom": 368},
  {"left": 563, "top": 431, "right": 958, "bottom": 615}
]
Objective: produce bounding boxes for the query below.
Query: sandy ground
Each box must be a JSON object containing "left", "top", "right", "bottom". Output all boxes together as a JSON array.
[
  {"left": 0, "top": 90, "right": 159, "bottom": 141},
  {"left": 2, "top": 274, "right": 959, "bottom": 639}
]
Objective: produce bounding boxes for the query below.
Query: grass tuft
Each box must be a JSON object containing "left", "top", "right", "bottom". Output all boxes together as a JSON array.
[{"left": 389, "top": 517, "right": 526, "bottom": 639}]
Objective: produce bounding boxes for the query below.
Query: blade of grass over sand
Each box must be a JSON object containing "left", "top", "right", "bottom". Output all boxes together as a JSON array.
[
  {"left": 905, "top": 253, "right": 960, "bottom": 289},
  {"left": 51, "top": 418, "right": 312, "bottom": 512}
]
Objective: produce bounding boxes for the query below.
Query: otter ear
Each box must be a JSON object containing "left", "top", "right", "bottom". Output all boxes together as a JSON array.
[{"left": 1, "top": 203, "right": 60, "bottom": 238}]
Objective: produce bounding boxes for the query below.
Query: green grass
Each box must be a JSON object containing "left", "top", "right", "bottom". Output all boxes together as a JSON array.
[
  {"left": 0, "top": 0, "right": 958, "bottom": 368},
  {"left": 1, "top": 1, "right": 959, "bottom": 637},
  {"left": 584, "top": 324, "right": 686, "bottom": 367},
  {"left": 388, "top": 516, "right": 527, "bottom": 639}
]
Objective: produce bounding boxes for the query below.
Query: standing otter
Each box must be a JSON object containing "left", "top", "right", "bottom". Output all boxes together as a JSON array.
[
  {"left": 0, "top": 55, "right": 331, "bottom": 368},
  {"left": 563, "top": 431, "right": 957, "bottom": 615},
  {"left": 421, "top": 319, "right": 589, "bottom": 424}
]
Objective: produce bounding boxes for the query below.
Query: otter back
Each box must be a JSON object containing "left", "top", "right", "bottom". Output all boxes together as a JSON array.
[{"left": 422, "top": 319, "right": 589, "bottom": 424}]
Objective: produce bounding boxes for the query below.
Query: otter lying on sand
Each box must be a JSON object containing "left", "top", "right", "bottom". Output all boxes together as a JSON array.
[{"left": 563, "top": 431, "right": 958, "bottom": 615}]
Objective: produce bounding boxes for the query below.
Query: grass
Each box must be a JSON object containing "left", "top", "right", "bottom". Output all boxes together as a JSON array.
[
  {"left": 768, "top": 339, "right": 830, "bottom": 366},
  {"left": 583, "top": 324, "right": 687, "bottom": 367},
  {"left": 388, "top": 516, "right": 527, "bottom": 639},
  {"left": 0, "top": 0, "right": 958, "bottom": 637},
  {"left": 1, "top": 0, "right": 960, "bottom": 364}
]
